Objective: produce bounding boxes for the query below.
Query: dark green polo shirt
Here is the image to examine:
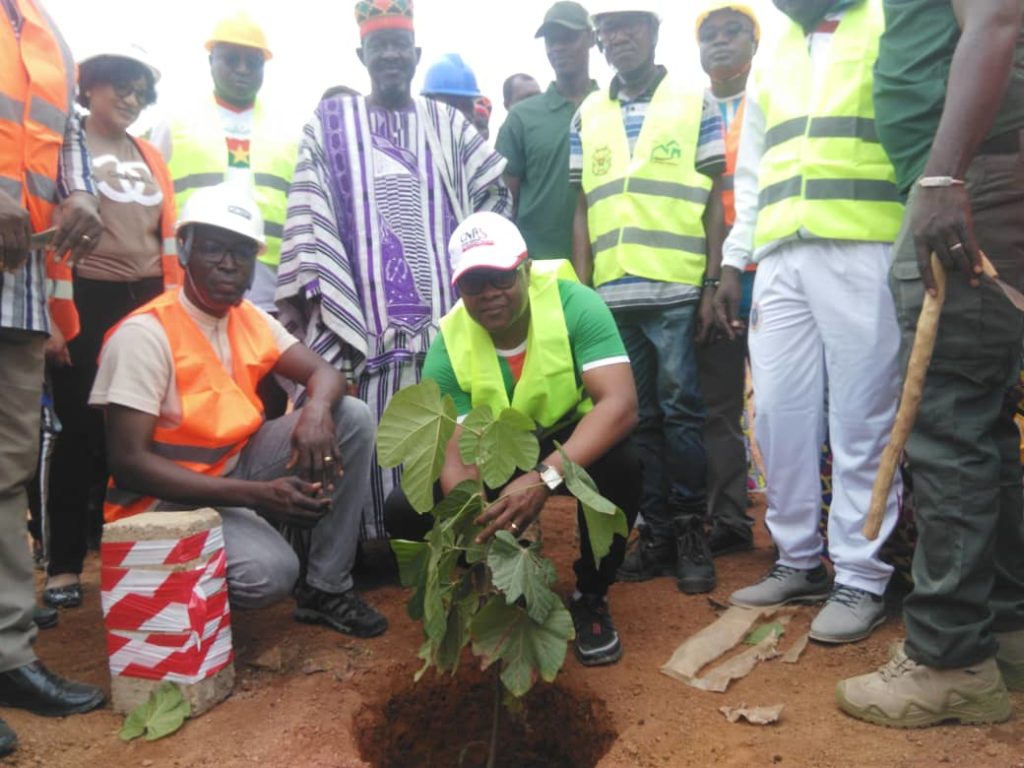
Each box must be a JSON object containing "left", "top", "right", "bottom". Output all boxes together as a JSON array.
[
  {"left": 495, "top": 81, "right": 597, "bottom": 261},
  {"left": 875, "top": 0, "right": 1024, "bottom": 197}
]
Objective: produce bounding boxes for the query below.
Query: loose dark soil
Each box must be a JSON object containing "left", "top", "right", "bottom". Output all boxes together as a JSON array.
[{"left": 8, "top": 496, "right": 1024, "bottom": 768}]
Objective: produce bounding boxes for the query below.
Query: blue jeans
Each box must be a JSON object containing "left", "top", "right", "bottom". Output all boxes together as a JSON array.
[{"left": 615, "top": 302, "right": 707, "bottom": 538}]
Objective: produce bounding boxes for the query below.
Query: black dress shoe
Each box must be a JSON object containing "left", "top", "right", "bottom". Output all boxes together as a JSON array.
[
  {"left": 0, "top": 717, "right": 16, "bottom": 757},
  {"left": 0, "top": 661, "right": 104, "bottom": 717},
  {"left": 42, "top": 583, "right": 82, "bottom": 609},
  {"left": 32, "top": 604, "right": 58, "bottom": 630}
]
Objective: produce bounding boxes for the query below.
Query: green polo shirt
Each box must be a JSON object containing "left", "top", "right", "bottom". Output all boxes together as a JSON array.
[
  {"left": 495, "top": 81, "right": 598, "bottom": 261},
  {"left": 875, "top": 0, "right": 1024, "bottom": 197},
  {"left": 423, "top": 279, "right": 627, "bottom": 418}
]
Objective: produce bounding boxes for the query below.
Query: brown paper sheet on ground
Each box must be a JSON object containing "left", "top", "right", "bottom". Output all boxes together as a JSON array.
[
  {"left": 687, "top": 633, "right": 781, "bottom": 692},
  {"left": 720, "top": 704, "right": 785, "bottom": 725},
  {"left": 781, "top": 631, "right": 810, "bottom": 663},
  {"left": 660, "top": 606, "right": 770, "bottom": 682}
]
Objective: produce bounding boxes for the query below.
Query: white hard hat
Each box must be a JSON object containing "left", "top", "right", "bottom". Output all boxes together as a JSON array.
[
  {"left": 77, "top": 42, "right": 161, "bottom": 83},
  {"left": 589, "top": 1, "right": 660, "bottom": 23},
  {"left": 176, "top": 183, "right": 266, "bottom": 256}
]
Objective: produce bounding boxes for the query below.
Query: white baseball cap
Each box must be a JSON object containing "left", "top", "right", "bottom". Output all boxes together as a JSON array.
[{"left": 448, "top": 212, "right": 528, "bottom": 285}]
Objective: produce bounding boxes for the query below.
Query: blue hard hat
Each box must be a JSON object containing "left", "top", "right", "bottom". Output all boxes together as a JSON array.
[{"left": 421, "top": 54, "right": 482, "bottom": 98}]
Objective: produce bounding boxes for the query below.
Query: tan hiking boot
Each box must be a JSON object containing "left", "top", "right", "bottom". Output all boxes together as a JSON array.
[
  {"left": 996, "top": 629, "right": 1024, "bottom": 692},
  {"left": 836, "top": 643, "right": 1011, "bottom": 728}
]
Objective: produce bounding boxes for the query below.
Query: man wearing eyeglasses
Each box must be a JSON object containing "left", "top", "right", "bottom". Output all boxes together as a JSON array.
[
  {"left": 571, "top": 4, "right": 726, "bottom": 596},
  {"left": 90, "top": 184, "right": 386, "bottom": 639},
  {"left": 149, "top": 10, "right": 297, "bottom": 320},
  {"left": 400, "top": 211, "right": 639, "bottom": 667}
]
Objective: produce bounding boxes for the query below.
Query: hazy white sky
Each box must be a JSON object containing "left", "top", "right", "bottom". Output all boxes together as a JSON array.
[{"left": 45, "top": 0, "right": 785, "bottom": 133}]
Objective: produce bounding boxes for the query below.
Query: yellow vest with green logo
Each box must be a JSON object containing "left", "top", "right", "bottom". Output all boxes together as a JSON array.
[
  {"left": 753, "top": 0, "right": 902, "bottom": 249},
  {"left": 579, "top": 77, "right": 711, "bottom": 289},
  {"left": 168, "top": 98, "right": 296, "bottom": 268},
  {"left": 440, "top": 259, "right": 593, "bottom": 428}
]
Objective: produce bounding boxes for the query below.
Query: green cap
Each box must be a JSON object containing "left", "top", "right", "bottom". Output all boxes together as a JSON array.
[{"left": 535, "top": 1, "right": 592, "bottom": 38}]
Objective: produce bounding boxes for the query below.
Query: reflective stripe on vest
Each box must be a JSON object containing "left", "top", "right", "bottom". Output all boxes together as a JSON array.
[
  {"left": 580, "top": 77, "right": 711, "bottom": 288},
  {"left": 102, "top": 290, "right": 282, "bottom": 522},
  {"left": 439, "top": 259, "right": 593, "bottom": 429},
  {"left": 46, "top": 135, "right": 182, "bottom": 341},
  {"left": 752, "top": 0, "right": 902, "bottom": 249},
  {"left": 167, "top": 98, "right": 297, "bottom": 268},
  {"left": 0, "top": 0, "right": 72, "bottom": 234}
]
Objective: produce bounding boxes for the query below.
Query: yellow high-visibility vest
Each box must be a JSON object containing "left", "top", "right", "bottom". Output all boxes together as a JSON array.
[
  {"left": 167, "top": 98, "right": 296, "bottom": 268},
  {"left": 753, "top": 0, "right": 902, "bottom": 249},
  {"left": 579, "top": 77, "right": 711, "bottom": 288},
  {"left": 439, "top": 260, "right": 592, "bottom": 428}
]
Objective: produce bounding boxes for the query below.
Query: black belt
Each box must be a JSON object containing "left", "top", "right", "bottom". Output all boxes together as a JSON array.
[{"left": 977, "top": 128, "right": 1022, "bottom": 155}]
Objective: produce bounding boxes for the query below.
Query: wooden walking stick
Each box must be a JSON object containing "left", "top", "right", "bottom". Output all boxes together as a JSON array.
[{"left": 864, "top": 253, "right": 946, "bottom": 540}]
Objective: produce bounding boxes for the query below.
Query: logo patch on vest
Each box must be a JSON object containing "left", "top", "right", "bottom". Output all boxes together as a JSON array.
[
  {"left": 592, "top": 146, "right": 612, "bottom": 176},
  {"left": 651, "top": 140, "right": 682, "bottom": 164}
]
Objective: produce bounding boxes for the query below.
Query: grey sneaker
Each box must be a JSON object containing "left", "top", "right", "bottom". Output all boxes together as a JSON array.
[
  {"left": 729, "top": 563, "right": 830, "bottom": 608},
  {"left": 836, "top": 643, "right": 1011, "bottom": 728},
  {"left": 995, "top": 629, "right": 1024, "bottom": 692},
  {"left": 810, "top": 584, "right": 886, "bottom": 644}
]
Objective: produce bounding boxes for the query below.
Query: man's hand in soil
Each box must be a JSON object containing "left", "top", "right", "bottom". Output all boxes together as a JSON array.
[
  {"left": 474, "top": 471, "right": 551, "bottom": 543},
  {"left": 253, "top": 476, "right": 330, "bottom": 529},
  {"left": 713, "top": 266, "right": 745, "bottom": 339},
  {"left": 0, "top": 189, "right": 31, "bottom": 273},
  {"left": 911, "top": 184, "right": 982, "bottom": 295},
  {"left": 51, "top": 191, "right": 102, "bottom": 265}
]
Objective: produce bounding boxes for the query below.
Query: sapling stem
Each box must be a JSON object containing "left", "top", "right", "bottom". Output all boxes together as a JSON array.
[{"left": 487, "top": 667, "right": 501, "bottom": 768}]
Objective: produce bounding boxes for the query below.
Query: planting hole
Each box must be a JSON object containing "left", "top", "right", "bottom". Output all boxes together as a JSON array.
[{"left": 355, "top": 664, "right": 617, "bottom": 768}]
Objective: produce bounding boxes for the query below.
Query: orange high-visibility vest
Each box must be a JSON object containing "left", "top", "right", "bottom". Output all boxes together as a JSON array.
[
  {"left": 46, "top": 135, "right": 183, "bottom": 341},
  {"left": 722, "top": 97, "right": 745, "bottom": 229},
  {"left": 0, "top": 0, "right": 75, "bottom": 331},
  {"left": 0, "top": 0, "right": 72, "bottom": 230},
  {"left": 102, "top": 290, "right": 281, "bottom": 522}
]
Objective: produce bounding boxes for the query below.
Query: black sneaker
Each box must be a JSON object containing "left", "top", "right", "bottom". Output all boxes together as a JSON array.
[
  {"left": 708, "top": 524, "right": 754, "bottom": 557},
  {"left": 673, "top": 516, "right": 716, "bottom": 594},
  {"left": 616, "top": 531, "right": 675, "bottom": 582},
  {"left": 569, "top": 594, "right": 623, "bottom": 667},
  {"left": 294, "top": 585, "right": 388, "bottom": 638}
]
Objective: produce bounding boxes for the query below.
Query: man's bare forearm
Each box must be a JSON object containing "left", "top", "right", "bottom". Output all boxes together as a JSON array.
[{"left": 925, "top": 0, "right": 1023, "bottom": 177}]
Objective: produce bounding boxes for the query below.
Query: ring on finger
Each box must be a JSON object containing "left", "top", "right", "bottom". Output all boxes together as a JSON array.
[
  {"left": 949, "top": 242, "right": 965, "bottom": 252},
  {"left": 323, "top": 455, "right": 334, "bottom": 462},
  {"left": 509, "top": 522, "right": 520, "bottom": 533},
  {"left": 80, "top": 234, "right": 93, "bottom": 244}
]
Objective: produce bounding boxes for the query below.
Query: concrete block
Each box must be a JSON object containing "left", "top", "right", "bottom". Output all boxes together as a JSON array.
[
  {"left": 103, "top": 508, "right": 234, "bottom": 717},
  {"left": 111, "top": 662, "right": 235, "bottom": 717}
]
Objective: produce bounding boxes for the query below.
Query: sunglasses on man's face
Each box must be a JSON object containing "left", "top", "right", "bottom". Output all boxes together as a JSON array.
[
  {"left": 457, "top": 265, "right": 523, "bottom": 296},
  {"left": 193, "top": 237, "right": 259, "bottom": 265}
]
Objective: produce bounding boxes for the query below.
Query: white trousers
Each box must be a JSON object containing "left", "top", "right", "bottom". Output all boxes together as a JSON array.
[{"left": 748, "top": 240, "right": 901, "bottom": 595}]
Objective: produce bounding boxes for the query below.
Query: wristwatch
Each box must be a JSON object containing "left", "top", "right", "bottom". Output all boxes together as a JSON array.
[{"left": 535, "top": 462, "right": 563, "bottom": 491}]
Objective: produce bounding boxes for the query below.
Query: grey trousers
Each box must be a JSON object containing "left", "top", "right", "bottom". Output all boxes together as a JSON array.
[
  {"left": 160, "top": 397, "right": 375, "bottom": 610},
  {"left": 0, "top": 330, "right": 44, "bottom": 672}
]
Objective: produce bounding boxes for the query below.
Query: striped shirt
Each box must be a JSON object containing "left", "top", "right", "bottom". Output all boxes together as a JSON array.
[
  {"left": 569, "top": 67, "right": 725, "bottom": 311},
  {"left": 0, "top": 0, "right": 95, "bottom": 333}
]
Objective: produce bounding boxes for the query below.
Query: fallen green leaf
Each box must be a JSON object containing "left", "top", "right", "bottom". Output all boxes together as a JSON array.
[
  {"left": 744, "top": 621, "right": 785, "bottom": 645},
  {"left": 119, "top": 682, "right": 190, "bottom": 742}
]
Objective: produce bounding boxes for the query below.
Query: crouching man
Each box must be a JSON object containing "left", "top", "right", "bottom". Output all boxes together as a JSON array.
[
  {"left": 91, "top": 184, "right": 386, "bottom": 638},
  {"left": 386, "top": 212, "right": 640, "bottom": 666}
]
